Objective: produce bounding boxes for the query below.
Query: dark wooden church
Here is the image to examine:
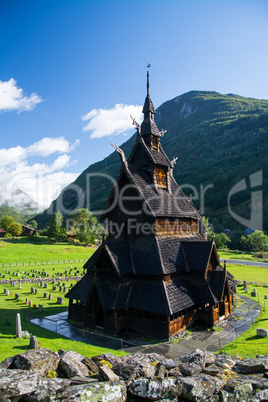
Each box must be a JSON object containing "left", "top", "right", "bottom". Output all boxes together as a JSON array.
[{"left": 66, "top": 74, "right": 235, "bottom": 338}]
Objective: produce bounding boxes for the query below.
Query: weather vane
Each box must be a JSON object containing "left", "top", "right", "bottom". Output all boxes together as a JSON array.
[{"left": 147, "top": 63, "right": 151, "bottom": 68}]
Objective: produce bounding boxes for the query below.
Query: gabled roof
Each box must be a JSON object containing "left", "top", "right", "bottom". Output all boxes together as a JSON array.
[
  {"left": 65, "top": 274, "right": 93, "bottom": 305},
  {"left": 181, "top": 241, "right": 213, "bottom": 272}
]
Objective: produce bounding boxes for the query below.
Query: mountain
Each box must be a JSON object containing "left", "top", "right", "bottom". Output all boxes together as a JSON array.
[
  {"left": 34, "top": 90, "right": 268, "bottom": 232},
  {"left": 5, "top": 189, "right": 44, "bottom": 215}
]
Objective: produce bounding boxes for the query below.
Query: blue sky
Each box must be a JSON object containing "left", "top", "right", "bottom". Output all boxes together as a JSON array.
[{"left": 0, "top": 0, "right": 268, "bottom": 208}]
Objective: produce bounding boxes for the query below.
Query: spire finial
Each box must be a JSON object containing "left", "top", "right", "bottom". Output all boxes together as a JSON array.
[{"left": 147, "top": 70, "right": 150, "bottom": 96}]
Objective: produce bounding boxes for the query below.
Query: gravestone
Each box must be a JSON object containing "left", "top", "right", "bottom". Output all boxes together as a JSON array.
[
  {"left": 44, "top": 283, "right": 48, "bottom": 288},
  {"left": 49, "top": 294, "right": 53, "bottom": 300},
  {"left": 38, "top": 304, "right": 43, "bottom": 313},
  {"left": 264, "top": 295, "right": 268, "bottom": 299},
  {"left": 245, "top": 287, "right": 249, "bottom": 293},
  {"left": 243, "top": 281, "right": 247, "bottom": 288},
  {"left": 29, "top": 301, "right": 32, "bottom": 307},
  {"left": 31, "top": 287, "right": 34, "bottom": 293},
  {"left": 18, "top": 283, "right": 21, "bottom": 289},
  {"left": 44, "top": 292, "right": 48, "bottom": 298},
  {"left": 251, "top": 288, "right": 257, "bottom": 297},
  {"left": 6, "top": 290, "right": 9, "bottom": 296},
  {"left": 63, "top": 287, "right": 66, "bottom": 292},
  {"left": 59, "top": 286, "right": 62, "bottom": 292},
  {"left": 15, "top": 293, "right": 20, "bottom": 300},
  {"left": 34, "top": 289, "right": 37, "bottom": 294},
  {"left": 25, "top": 298, "right": 29, "bottom": 304},
  {"left": 52, "top": 286, "right": 57, "bottom": 291},
  {"left": 257, "top": 328, "right": 268, "bottom": 337},
  {"left": 58, "top": 281, "right": 61, "bottom": 286},
  {"left": 16, "top": 313, "right": 22, "bottom": 338},
  {"left": 57, "top": 297, "right": 63, "bottom": 305},
  {"left": 29, "top": 335, "right": 38, "bottom": 349}
]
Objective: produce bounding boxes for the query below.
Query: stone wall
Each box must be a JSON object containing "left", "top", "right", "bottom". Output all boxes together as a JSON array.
[{"left": 0, "top": 347, "right": 267, "bottom": 401}]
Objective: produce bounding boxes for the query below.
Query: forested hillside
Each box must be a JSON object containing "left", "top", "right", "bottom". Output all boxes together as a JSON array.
[{"left": 34, "top": 91, "right": 268, "bottom": 231}]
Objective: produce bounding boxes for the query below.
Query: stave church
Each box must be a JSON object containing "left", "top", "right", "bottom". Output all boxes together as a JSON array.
[{"left": 66, "top": 74, "right": 236, "bottom": 338}]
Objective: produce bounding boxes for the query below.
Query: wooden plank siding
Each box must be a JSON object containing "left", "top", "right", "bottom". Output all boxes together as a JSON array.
[{"left": 155, "top": 218, "right": 198, "bottom": 236}]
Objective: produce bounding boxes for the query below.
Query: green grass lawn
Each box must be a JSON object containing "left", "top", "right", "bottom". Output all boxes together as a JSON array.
[
  {"left": 0, "top": 281, "right": 126, "bottom": 362},
  {"left": 218, "top": 249, "right": 268, "bottom": 263},
  {"left": 0, "top": 238, "right": 96, "bottom": 265},
  {"left": 220, "top": 283, "right": 268, "bottom": 358},
  {"left": 227, "top": 263, "right": 268, "bottom": 284}
]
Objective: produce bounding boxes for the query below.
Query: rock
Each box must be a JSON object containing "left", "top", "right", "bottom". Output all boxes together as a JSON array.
[
  {"left": 178, "top": 374, "right": 224, "bottom": 401},
  {"left": 93, "top": 352, "right": 157, "bottom": 381},
  {"left": 99, "top": 364, "right": 120, "bottom": 382},
  {"left": 179, "top": 362, "right": 202, "bottom": 376},
  {"left": 58, "top": 381, "right": 127, "bottom": 401},
  {"left": 70, "top": 376, "right": 99, "bottom": 385},
  {"left": 0, "top": 356, "right": 16, "bottom": 369},
  {"left": 0, "top": 368, "right": 37, "bottom": 399},
  {"left": 58, "top": 350, "right": 93, "bottom": 378},
  {"left": 181, "top": 348, "right": 216, "bottom": 369},
  {"left": 155, "top": 364, "right": 166, "bottom": 380},
  {"left": 234, "top": 357, "right": 268, "bottom": 374},
  {"left": 202, "top": 365, "right": 222, "bottom": 376},
  {"left": 215, "top": 355, "right": 237, "bottom": 369},
  {"left": 13, "top": 348, "right": 60, "bottom": 377},
  {"left": 23, "top": 378, "right": 71, "bottom": 401},
  {"left": 81, "top": 357, "right": 99, "bottom": 376},
  {"left": 128, "top": 377, "right": 178, "bottom": 401}
]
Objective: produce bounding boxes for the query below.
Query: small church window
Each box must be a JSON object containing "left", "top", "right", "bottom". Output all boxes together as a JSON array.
[
  {"left": 151, "top": 136, "right": 159, "bottom": 150},
  {"left": 154, "top": 167, "right": 167, "bottom": 188}
]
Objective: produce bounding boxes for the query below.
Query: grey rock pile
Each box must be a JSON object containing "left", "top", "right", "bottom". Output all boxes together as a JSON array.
[{"left": 0, "top": 347, "right": 267, "bottom": 401}]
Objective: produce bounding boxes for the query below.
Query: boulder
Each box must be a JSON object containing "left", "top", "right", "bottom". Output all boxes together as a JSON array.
[
  {"left": 0, "top": 368, "right": 37, "bottom": 400},
  {"left": 58, "top": 381, "right": 127, "bottom": 401},
  {"left": 13, "top": 348, "right": 60, "bottom": 377},
  {"left": 58, "top": 350, "right": 96, "bottom": 378},
  {"left": 178, "top": 374, "right": 224, "bottom": 401},
  {"left": 179, "top": 362, "right": 202, "bottom": 376},
  {"left": 23, "top": 378, "right": 71, "bottom": 401},
  {"left": 181, "top": 348, "right": 216, "bottom": 369},
  {"left": 128, "top": 377, "right": 178, "bottom": 401},
  {"left": 0, "top": 355, "right": 16, "bottom": 369},
  {"left": 235, "top": 357, "right": 268, "bottom": 374},
  {"left": 93, "top": 352, "right": 157, "bottom": 381}
]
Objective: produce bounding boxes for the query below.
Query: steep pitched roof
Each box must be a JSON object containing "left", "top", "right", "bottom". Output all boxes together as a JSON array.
[
  {"left": 181, "top": 241, "right": 213, "bottom": 272},
  {"left": 65, "top": 274, "right": 93, "bottom": 304}
]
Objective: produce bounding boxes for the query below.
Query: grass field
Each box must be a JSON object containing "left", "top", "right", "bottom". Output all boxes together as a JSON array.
[
  {"left": 218, "top": 249, "right": 268, "bottom": 263},
  {"left": 0, "top": 238, "right": 95, "bottom": 265},
  {"left": 0, "top": 281, "right": 126, "bottom": 362},
  {"left": 227, "top": 263, "right": 268, "bottom": 284},
  {"left": 0, "top": 238, "right": 128, "bottom": 361},
  {"left": 219, "top": 283, "right": 268, "bottom": 358}
]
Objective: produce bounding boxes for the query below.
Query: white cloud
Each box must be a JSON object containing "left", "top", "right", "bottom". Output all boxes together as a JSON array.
[
  {"left": 26, "top": 137, "right": 79, "bottom": 157},
  {"left": 0, "top": 78, "right": 43, "bottom": 113},
  {"left": 82, "top": 104, "right": 143, "bottom": 138},
  {"left": 0, "top": 137, "right": 80, "bottom": 209}
]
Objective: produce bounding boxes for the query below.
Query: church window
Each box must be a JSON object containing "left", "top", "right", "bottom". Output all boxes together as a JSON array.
[
  {"left": 154, "top": 167, "right": 167, "bottom": 188},
  {"left": 151, "top": 136, "right": 159, "bottom": 150}
]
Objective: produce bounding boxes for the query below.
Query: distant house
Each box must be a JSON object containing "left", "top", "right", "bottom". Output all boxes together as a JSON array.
[
  {"left": 21, "top": 225, "right": 39, "bottom": 237},
  {"left": 0, "top": 228, "right": 7, "bottom": 238},
  {"left": 67, "top": 230, "right": 76, "bottom": 240}
]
